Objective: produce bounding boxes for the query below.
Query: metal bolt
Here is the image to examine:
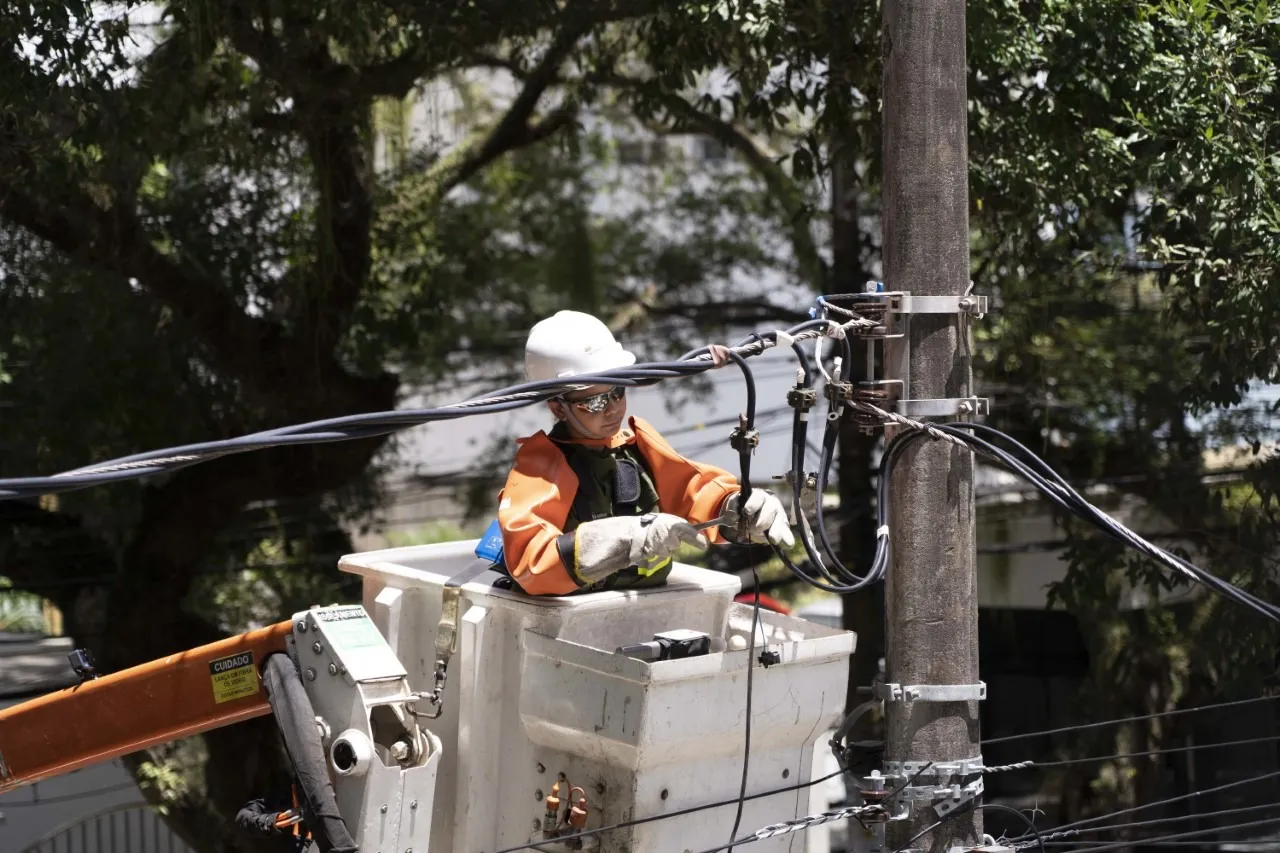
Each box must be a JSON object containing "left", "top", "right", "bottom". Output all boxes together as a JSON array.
[
  {"left": 957, "top": 401, "right": 973, "bottom": 415},
  {"left": 312, "top": 641, "right": 324, "bottom": 654},
  {"left": 536, "top": 763, "right": 545, "bottom": 773},
  {"left": 534, "top": 789, "right": 543, "bottom": 801},
  {"left": 295, "top": 621, "right": 307, "bottom": 633},
  {"left": 410, "top": 800, "right": 418, "bottom": 810},
  {"left": 328, "top": 663, "right": 339, "bottom": 676},
  {"left": 959, "top": 297, "right": 975, "bottom": 311},
  {"left": 304, "top": 668, "right": 316, "bottom": 681},
  {"left": 390, "top": 741, "right": 410, "bottom": 762},
  {"left": 380, "top": 804, "right": 388, "bottom": 813}
]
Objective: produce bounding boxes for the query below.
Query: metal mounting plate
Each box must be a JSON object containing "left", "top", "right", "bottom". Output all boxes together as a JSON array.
[
  {"left": 895, "top": 294, "right": 988, "bottom": 316},
  {"left": 883, "top": 757, "right": 984, "bottom": 780},
  {"left": 874, "top": 681, "right": 987, "bottom": 703},
  {"left": 898, "top": 397, "right": 989, "bottom": 419}
]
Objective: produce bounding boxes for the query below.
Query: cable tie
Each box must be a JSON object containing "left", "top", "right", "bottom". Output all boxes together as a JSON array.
[
  {"left": 775, "top": 330, "right": 795, "bottom": 348},
  {"left": 877, "top": 525, "right": 889, "bottom": 538}
]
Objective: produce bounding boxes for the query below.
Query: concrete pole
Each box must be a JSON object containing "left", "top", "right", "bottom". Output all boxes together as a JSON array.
[{"left": 882, "top": 1, "right": 983, "bottom": 851}]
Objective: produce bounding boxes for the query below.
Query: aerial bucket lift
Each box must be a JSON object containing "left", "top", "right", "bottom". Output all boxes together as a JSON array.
[
  {"left": 341, "top": 541, "right": 856, "bottom": 853},
  {"left": 0, "top": 541, "right": 856, "bottom": 853}
]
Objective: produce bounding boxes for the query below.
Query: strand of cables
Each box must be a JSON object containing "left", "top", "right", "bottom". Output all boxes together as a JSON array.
[
  {"left": 793, "top": 293, "right": 1278, "bottom": 618},
  {"left": 764, "top": 316, "right": 890, "bottom": 594},
  {"left": 859, "top": 414, "right": 1280, "bottom": 622},
  {"left": 0, "top": 327, "right": 816, "bottom": 502}
]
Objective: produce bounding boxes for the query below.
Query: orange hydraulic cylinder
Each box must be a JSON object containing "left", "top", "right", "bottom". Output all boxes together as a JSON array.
[{"left": 0, "top": 620, "right": 293, "bottom": 794}]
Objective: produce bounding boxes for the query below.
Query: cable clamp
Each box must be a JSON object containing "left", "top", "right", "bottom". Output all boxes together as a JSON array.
[
  {"left": 884, "top": 756, "right": 984, "bottom": 780},
  {"left": 786, "top": 386, "right": 818, "bottom": 412},
  {"left": 824, "top": 381, "right": 853, "bottom": 409},
  {"left": 728, "top": 423, "right": 760, "bottom": 453},
  {"left": 874, "top": 681, "right": 987, "bottom": 703}
]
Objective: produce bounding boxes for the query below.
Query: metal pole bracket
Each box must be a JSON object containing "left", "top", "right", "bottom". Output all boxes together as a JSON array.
[
  {"left": 898, "top": 397, "right": 989, "bottom": 419},
  {"left": 874, "top": 681, "right": 987, "bottom": 703},
  {"left": 842, "top": 288, "right": 991, "bottom": 436},
  {"left": 883, "top": 757, "right": 984, "bottom": 780}
]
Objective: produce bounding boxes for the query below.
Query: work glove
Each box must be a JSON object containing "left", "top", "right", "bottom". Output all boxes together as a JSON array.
[
  {"left": 721, "top": 490, "right": 795, "bottom": 548},
  {"left": 573, "top": 513, "right": 709, "bottom": 585}
]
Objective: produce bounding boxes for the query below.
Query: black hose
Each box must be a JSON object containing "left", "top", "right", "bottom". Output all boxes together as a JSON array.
[{"left": 261, "top": 653, "right": 358, "bottom": 853}]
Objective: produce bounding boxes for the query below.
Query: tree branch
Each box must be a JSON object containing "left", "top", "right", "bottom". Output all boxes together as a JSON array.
[
  {"left": 355, "top": 0, "right": 662, "bottom": 99},
  {"left": 425, "top": 20, "right": 591, "bottom": 200},
  {"left": 600, "top": 74, "right": 828, "bottom": 289}
]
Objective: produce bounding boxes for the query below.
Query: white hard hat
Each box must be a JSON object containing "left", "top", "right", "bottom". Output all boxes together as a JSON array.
[{"left": 524, "top": 310, "right": 636, "bottom": 382}]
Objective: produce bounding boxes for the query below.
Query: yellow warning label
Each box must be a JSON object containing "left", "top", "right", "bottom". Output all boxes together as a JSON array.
[{"left": 209, "top": 651, "right": 258, "bottom": 705}]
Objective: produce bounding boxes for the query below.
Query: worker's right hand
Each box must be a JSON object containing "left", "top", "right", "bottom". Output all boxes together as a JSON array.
[{"left": 573, "top": 513, "right": 708, "bottom": 585}]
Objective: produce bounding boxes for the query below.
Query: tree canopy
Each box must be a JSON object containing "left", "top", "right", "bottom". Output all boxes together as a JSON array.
[{"left": 3, "top": 0, "right": 1280, "bottom": 847}]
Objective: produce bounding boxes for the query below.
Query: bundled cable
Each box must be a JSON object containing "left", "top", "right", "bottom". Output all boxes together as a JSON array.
[
  {"left": 866, "top": 411, "right": 1280, "bottom": 623},
  {"left": 0, "top": 327, "right": 825, "bottom": 502}
]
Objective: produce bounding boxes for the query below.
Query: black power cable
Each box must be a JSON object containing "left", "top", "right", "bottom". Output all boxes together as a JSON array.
[{"left": 873, "top": 420, "right": 1280, "bottom": 623}]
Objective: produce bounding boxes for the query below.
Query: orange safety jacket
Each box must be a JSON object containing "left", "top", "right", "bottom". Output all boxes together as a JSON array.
[{"left": 497, "top": 416, "right": 741, "bottom": 596}]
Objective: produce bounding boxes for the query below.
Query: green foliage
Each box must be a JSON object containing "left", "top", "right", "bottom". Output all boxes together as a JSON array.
[
  {"left": 5, "top": 0, "right": 1280, "bottom": 839},
  {"left": 0, "top": 577, "right": 49, "bottom": 633}
]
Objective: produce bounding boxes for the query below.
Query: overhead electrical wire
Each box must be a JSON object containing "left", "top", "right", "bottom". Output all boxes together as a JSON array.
[
  {"left": 0, "top": 330, "right": 808, "bottom": 501},
  {"left": 1016, "top": 816, "right": 1280, "bottom": 853},
  {"left": 1021, "top": 801, "right": 1280, "bottom": 846},
  {"left": 1035, "top": 768, "right": 1280, "bottom": 837},
  {"left": 983, "top": 733, "right": 1280, "bottom": 773},
  {"left": 888, "top": 420, "right": 1280, "bottom": 623},
  {"left": 982, "top": 694, "right": 1280, "bottom": 746}
]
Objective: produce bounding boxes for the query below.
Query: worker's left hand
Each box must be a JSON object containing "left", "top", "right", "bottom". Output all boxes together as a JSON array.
[{"left": 721, "top": 490, "right": 795, "bottom": 548}]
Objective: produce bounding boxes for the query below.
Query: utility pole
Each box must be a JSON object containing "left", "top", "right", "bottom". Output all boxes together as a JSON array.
[{"left": 881, "top": 2, "right": 984, "bottom": 852}]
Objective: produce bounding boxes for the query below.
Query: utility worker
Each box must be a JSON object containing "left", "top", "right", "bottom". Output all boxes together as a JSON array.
[{"left": 497, "top": 310, "right": 795, "bottom": 596}]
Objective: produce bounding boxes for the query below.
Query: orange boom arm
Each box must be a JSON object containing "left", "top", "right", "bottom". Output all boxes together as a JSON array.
[{"left": 0, "top": 620, "right": 292, "bottom": 794}]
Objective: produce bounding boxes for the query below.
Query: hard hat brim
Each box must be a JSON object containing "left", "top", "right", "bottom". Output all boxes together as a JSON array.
[{"left": 555, "top": 346, "right": 636, "bottom": 378}]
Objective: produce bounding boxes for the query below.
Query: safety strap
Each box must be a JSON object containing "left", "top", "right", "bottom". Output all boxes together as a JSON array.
[
  {"left": 426, "top": 557, "right": 499, "bottom": 718},
  {"left": 614, "top": 457, "right": 642, "bottom": 515},
  {"left": 560, "top": 444, "right": 645, "bottom": 521}
]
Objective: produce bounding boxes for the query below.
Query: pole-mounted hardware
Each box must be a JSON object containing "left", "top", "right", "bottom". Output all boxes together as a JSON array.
[{"left": 836, "top": 283, "right": 991, "bottom": 434}]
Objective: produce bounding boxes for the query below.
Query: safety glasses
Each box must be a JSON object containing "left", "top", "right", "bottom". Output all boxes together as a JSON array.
[{"left": 560, "top": 386, "right": 626, "bottom": 414}]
